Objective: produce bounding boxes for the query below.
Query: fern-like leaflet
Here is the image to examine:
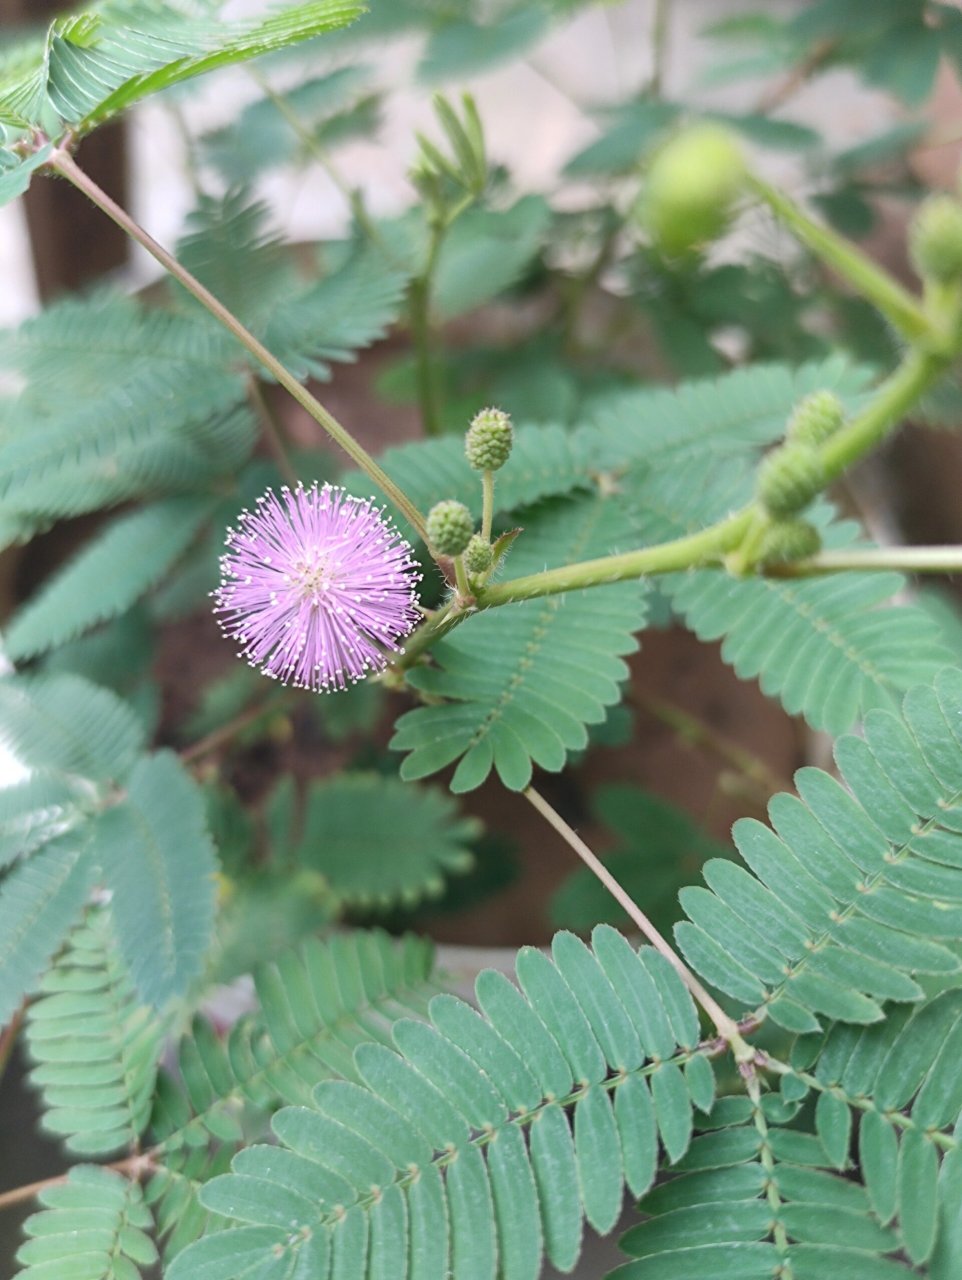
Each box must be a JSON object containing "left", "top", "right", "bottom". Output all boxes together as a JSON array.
[{"left": 165, "top": 926, "right": 709, "bottom": 1279}]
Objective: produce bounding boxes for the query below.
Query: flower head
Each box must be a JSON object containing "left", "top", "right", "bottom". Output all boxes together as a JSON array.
[{"left": 214, "top": 482, "right": 421, "bottom": 692}]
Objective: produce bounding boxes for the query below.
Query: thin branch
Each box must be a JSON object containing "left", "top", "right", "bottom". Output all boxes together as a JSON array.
[
  {"left": 768, "top": 545, "right": 962, "bottom": 576},
  {"left": 0, "top": 1001, "right": 26, "bottom": 1089},
  {"left": 246, "top": 375, "right": 298, "bottom": 487},
  {"left": 649, "top": 0, "right": 671, "bottom": 98},
  {"left": 524, "top": 785, "right": 754, "bottom": 1058},
  {"left": 46, "top": 148, "right": 429, "bottom": 544},
  {"left": 752, "top": 38, "right": 835, "bottom": 115},
  {"left": 180, "top": 696, "right": 283, "bottom": 764},
  {"left": 632, "top": 690, "right": 791, "bottom": 798},
  {"left": 0, "top": 1154, "right": 155, "bottom": 1213}
]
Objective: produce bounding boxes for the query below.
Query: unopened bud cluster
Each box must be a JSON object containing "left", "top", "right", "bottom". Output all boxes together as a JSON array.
[
  {"left": 426, "top": 500, "right": 474, "bottom": 556},
  {"left": 756, "top": 518, "right": 821, "bottom": 566},
  {"left": 640, "top": 123, "right": 747, "bottom": 258},
  {"left": 464, "top": 534, "right": 494, "bottom": 574},
  {"left": 910, "top": 195, "right": 962, "bottom": 284},
  {"left": 757, "top": 443, "right": 824, "bottom": 519},
  {"left": 465, "top": 407, "right": 513, "bottom": 471},
  {"left": 787, "top": 390, "right": 845, "bottom": 448}
]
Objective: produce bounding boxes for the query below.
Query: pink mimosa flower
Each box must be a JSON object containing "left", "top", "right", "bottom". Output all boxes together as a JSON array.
[{"left": 214, "top": 482, "right": 421, "bottom": 692}]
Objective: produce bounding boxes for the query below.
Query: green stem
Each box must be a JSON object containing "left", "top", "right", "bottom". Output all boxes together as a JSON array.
[
  {"left": 746, "top": 1072, "right": 794, "bottom": 1272},
  {"left": 769, "top": 545, "right": 962, "bottom": 576},
  {"left": 453, "top": 555, "right": 471, "bottom": 599},
  {"left": 819, "top": 346, "right": 946, "bottom": 480},
  {"left": 410, "top": 273, "right": 444, "bottom": 437},
  {"left": 650, "top": 0, "right": 671, "bottom": 98},
  {"left": 749, "top": 175, "right": 932, "bottom": 343},
  {"left": 481, "top": 470, "right": 495, "bottom": 542},
  {"left": 479, "top": 508, "right": 753, "bottom": 607},
  {"left": 48, "top": 148, "right": 429, "bottom": 544}
]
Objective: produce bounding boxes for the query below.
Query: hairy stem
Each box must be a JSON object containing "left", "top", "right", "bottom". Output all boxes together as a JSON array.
[
  {"left": 748, "top": 175, "right": 931, "bottom": 343},
  {"left": 479, "top": 508, "right": 752, "bottom": 606},
  {"left": 524, "top": 785, "right": 754, "bottom": 1058},
  {"left": 47, "top": 149, "right": 429, "bottom": 543},
  {"left": 180, "top": 695, "right": 285, "bottom": 764},
  {"left": 481, "top": 470, "right": 495, "bottom": 543}
]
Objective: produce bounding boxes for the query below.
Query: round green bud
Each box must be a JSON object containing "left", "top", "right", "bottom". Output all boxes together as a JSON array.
[
  {"left": 426, "top": 500, "right": 474, "bottom": 556},
  {"left": 639, "top": 123, "right": 747, "bottom": 258},
  {"left": 756, "top": 519, "right": 822, "bottom": 566},
  {"left": 465, "top": 407, "right": 513, "bottom": 471},
  {"left": 909, "top": 195, "right": 962, "bottom": 284},
  {"left": 786, "top": 390, "right": 845, "bottom": 448},
  {"left": 757, "top": 444, "right": 825, "bottom": 519},
  {"left": 463, "top": 534, "right": 494, "bottom": 575}
]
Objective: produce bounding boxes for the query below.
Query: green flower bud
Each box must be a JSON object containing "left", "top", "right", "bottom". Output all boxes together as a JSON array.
[
  {"left": 463, "top": 534, "right": 494, "bottom": 575},
  {"left": 910, "top": 195, "right": 962, "bottom": 284},
  {"left": 465, "top": 407, "right": 513, "bottom": 471},
  {"left": 426, "top": 500, "right": 474, "bottom": 556},
  {"left": 757, "top": 444, "right": 825, "bottom": 519},
  {"left": 756, "top": 519, "right": 822, "bottom": 566},
  {"left": 786, "top": 390, "right": 845, "bottom": 448},
  {"left": 640, "top": 123, "right": 747, "bottom": 258}
]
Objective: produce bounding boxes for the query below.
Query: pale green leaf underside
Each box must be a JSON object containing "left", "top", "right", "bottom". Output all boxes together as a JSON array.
[
  {"left": 0, "top": 0, "right": 363, "bottom": 139},
  {"left": 392, "top": 492, "right": 647, "bottom": 791},
  {"left": 166, "top": 926, "right": 705, "bottom": 1280},
  {"left": 271, "top": 772, "right": 478, "bottom": 906},
  {"left": 15, "top": 1163, "right": 157, "bottom": 1280},
  {"left": 678, "top": 667, "right": 962, "bottom": 1032},
  {"left": 5, "top": 496, "right": 213, "bottom": 660},
  {"left": 89, "top": 751, "right": 217, "bottom": 1008},
  {"left": 25, "top": 908, "right": 162, "bottom": 1156}
]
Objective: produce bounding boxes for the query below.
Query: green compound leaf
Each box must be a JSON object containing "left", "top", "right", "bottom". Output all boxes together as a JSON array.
[
  {"left": 0, "top": 1, "right": 364, "bottom": 140},
  {"left": 433, "top": 196, "right": 553, "bottom": 321},
  {"left": 812, "top": 991, "right": 962, "bottom": 1262},
  {"left": 615, "top": 1091, "right": 909, "bottom": 1280},
  {"left": 15, "top": 1164, "right": 157, "bottom": 1280},
  {"left": 0, "top": 833, "right": 93, "bottom": 1025},
  {"left": 24, "top": 908, "right": 162, "bottom": 1156},
  {"left": 147, "top": 930, "right": 439, "bottom": 1262},
  {"left": 5, "top": 496, "right": 213, "bottom": 661},
  {"left": 630, "top": 460, "right": 949, "bottom": 734},
  {"left": 166, "top": 926, "right": 704, "bottom": 1280},
  {"left": 392, "top": 492, "right": 647, "bottom": 791},
  {"left": 677, "top": 668, "right": 962, "bottom": 1033},
  {"left": 0, "top": 772, "right": 91, "bottom": 868},
  {"left": 90, "top": 751, "right": 217, "bottom": 1008},
  {"left": 200, "top": 65, "right": 376, "bottom": 184},
  {"left": 265, "top": 243, "right": 410, "bottom": 381},
  {"left": 0, "top": 673, "right": 145, "bottom": 786},
  {"left": 268, "top": 772, "right": 478, "bottom": 907}
]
